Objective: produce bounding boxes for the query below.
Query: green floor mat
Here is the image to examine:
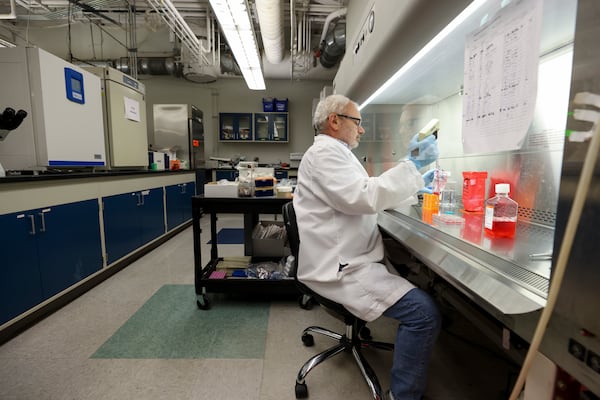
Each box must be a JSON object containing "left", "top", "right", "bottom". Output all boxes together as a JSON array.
[{"left": 92, "top": 285, "right": 270, "bottom": 359}]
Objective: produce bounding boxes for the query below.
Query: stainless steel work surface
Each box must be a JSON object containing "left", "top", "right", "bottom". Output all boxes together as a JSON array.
[{"left": 378, "top": 206, "right": 552, "bottom": 315}]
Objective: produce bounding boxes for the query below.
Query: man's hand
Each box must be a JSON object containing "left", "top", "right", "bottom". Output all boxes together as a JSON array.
[{"left": 408, "top": 133, "right": 439, "bottom": 170}]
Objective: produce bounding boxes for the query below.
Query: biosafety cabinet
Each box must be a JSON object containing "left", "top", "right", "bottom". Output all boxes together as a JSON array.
[
  {"left": 336, "top": 0, "right": 600, "bottom": 395},
  {"left": 0, "top": 47, "right": 106, "bottom": 171}
]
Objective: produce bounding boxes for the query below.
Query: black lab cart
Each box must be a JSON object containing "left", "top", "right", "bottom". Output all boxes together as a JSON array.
[{"left": 192, "top": 195, "right": 297, "bottom": 309}]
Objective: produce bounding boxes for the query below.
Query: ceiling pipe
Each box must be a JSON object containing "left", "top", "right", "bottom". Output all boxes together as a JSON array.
[
  {"left": 255, "top": 0, "right": 285, "bottom": 64},
  {"left": 289, "top": 0, "right": 295, "bottom": 79},
  {"left": 319, "top": 7, "right": 347, "bottom": 44},
  {"left": 320, "top": 20, "right": 345, "bottom": 68}
]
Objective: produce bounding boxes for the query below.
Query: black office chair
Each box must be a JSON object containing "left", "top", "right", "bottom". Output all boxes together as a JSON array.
[{"left": 282, "top": 202, "right": 394, "bottom": 400}]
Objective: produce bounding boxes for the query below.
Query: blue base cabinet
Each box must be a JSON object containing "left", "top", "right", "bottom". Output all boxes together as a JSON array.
[
  {"left": 139, "top": 188, "right": 167, "bottom": 245},
  {"left": 0, "top": 199, "right": 103, "bottom": 325},
  {"left": 103, "top": 188, "right": 165, "bottom": 265},
  {"left": 165, "top": 182, "right": 196, "bottom": 231},
  {"left": 0, "top": 212, "right": 44, "bottom": 325},
  {"left": 37, "top": 200, "right": 104, "bottom": 298}
]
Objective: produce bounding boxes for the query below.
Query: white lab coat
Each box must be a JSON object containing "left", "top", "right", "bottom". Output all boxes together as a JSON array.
[{"left": 293, "top": 134, "right": 424, "bottom": 321}]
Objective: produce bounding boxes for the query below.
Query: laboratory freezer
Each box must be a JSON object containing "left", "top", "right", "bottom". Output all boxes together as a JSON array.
[{"left": 0, "top": 47, "right": 106, "bottom": 171}]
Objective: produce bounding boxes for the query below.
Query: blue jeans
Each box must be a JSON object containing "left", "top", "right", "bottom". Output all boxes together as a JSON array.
[{"left": 383, "top": 287, "right": 441, "bottom": 400}]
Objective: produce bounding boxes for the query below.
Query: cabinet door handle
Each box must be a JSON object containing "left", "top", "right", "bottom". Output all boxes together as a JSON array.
[
  {"left": 38, "top": 212, "right": 47, "bottom": 232},
  {"left": 136, "top": 193, "right": 142, "bottom": 206},
  {"left": 181, "top": 184, "right": 186, "bottom": 194},
  {"left": 28, "top": 214, "right": 36, "bottom": 235}
]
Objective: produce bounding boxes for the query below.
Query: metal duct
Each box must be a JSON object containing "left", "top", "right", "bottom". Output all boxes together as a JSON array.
[
  {"left": 255, "top": 0, "right": 285, "bottom": 64},
  {"left": 183, "top": 64, "right": 218, "bottom": 83},
  {"left": 320, "top": 21, "right": 346, "bottom": 68},
  {"left": 114, "top": 57, "right": 183, "bottom": 77},
  {"left": 319, "top": 7, "right": 347, "bottom": 44},
  {"left": 220, "top": 53, "right": 242, "bottom": 75}
]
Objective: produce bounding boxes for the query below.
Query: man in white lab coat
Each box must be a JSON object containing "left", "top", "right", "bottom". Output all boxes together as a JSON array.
[{"left": 293, "top": 94, "right": 441, "bottom": 400}]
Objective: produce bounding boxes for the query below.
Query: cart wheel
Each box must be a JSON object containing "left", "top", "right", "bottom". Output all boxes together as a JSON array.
[
  {"left": 196, "top": 295, "right": 211, "bottom": 310},
  {"left": 298, "top": 294, "right": 314, "bottom": 310},
  {"left": 295, "top": 382, "right": 308, "bottom": 399},
  {"left": 360, "top": 326, "right": 372, "bottom": 340},
  {"left": 301, "top": 333, "right": 314, "bottom": 347}
]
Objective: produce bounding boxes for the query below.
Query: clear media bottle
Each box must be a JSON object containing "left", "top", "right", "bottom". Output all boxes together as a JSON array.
[{"left": 484, "top": 183, "right": 518, "bottom": 238}]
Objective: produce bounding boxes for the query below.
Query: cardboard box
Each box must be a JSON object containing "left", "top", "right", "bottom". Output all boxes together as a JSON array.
[
  {"left": 252, "top": 221, "right": 290, "bottom": 257},
  {"left": 204, "top": 181, "right": 239, "bottom": 197}
]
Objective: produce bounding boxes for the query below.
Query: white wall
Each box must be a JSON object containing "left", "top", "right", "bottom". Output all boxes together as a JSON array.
[{"left": 142, "top": 75, "right": 326, "bottom": 166}]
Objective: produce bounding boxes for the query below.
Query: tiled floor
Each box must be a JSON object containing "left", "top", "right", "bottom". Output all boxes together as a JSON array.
[{"left": 0, "top": 214, "right": 519, "bottom": 399}]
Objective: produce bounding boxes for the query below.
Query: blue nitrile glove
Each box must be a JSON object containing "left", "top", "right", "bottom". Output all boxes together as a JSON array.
[
  {"left": 408, "top": 133, "right": 439, "bottom": 170},
  {"left": 422, "top": 168, "right": 435, "bottom": 187},
  {"left": 418, "top": 168, "right": 436, "bottom": 194}
]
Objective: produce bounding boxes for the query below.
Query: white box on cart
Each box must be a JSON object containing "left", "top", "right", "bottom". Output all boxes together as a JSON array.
[{"left": 204, "top": 181, "right": 239, "bottom": 197}]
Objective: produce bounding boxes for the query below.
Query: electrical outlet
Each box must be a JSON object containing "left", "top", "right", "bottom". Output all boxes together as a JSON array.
[
  {"left": 586, "top": 350, "right": 600, "bottom": 374},
  {"left": 568, "top": 338, "right": 586, "bottom": 361}
]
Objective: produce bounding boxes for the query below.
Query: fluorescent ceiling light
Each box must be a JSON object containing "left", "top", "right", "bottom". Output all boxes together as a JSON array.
[
  {"left": 0, "top": 0, "right": 16, "bottom": 20},
  {"left": 359, "top": 0, "right": 487, "bottom": 109},
  {"left": 210, "top": 0, "right": 265, "bottom": 90}
]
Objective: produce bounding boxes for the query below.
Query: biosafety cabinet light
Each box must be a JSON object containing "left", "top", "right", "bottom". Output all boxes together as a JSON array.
[
  {"left": 210, "top": 0, "right": 266, "bottom": 90},
  {"left": 359, "top": 0, "right": 487, "bottom": 110}
]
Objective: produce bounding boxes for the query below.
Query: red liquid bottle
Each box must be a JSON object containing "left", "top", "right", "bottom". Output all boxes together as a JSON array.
[{"left": 484, "top": 183, "right": 518, "bottom": 238}]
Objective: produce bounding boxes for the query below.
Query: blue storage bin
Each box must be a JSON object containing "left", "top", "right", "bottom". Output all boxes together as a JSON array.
[
  {"left": 262, "top": 98, "right": 274, "bottom": 112},
  {"left": 274, "top": 98, "right": 288, "bottom": 112}
]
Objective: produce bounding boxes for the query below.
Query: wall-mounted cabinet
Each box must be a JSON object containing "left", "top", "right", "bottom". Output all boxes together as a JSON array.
[
  {"left": 254, "top": 113, "right": 289, "bottom": 142},
  {"left": 219, "top": 112, "right": 289, "bottom": 142},
  {"left": 219, "top": 113, "right": 253, "bottom": 141}
]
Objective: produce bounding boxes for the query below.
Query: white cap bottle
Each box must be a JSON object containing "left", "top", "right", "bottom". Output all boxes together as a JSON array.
[{"left": 484, "top": 183, "right": 518, "bottom": 238}]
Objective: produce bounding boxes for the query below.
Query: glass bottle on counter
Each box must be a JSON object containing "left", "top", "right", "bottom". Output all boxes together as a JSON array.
[
  {"left": 484, "top": 183, "right": 518, "bottom": 238},
  {"left": 439, "top": 180, "right": 456, "bottom": 215}
]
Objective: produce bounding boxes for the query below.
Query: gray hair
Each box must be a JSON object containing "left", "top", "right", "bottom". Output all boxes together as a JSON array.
[{"left": 313, "top": 94, "right": 357, "bottom": 133}]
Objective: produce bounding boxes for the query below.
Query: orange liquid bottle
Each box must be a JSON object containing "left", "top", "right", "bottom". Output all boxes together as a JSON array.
[{"left": 484, "top": 183, "right": 518, "bottom": 238}]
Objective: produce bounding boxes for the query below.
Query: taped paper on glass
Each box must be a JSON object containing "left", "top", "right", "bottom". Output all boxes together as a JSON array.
[{"left": 461, "top": 0, "right": 542, "bottom": 154}]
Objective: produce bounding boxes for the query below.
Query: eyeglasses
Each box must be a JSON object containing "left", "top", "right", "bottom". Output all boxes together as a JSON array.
[{"left": 336, "top": 114, "right": 362, "bottom": 127}]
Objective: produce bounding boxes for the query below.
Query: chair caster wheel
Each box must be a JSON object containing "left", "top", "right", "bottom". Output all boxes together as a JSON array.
[
  {"left": 298, "top": 294, "right": 314, "bottom": 310},
  {"left": 295, "top": 382, "right": 308, "bottom": 398},
  {"left": 301, "top": 333, "right": 314, "bottom": 347},
  {"left": 196, "top": 295, "right": 211, "bottom": 310}
]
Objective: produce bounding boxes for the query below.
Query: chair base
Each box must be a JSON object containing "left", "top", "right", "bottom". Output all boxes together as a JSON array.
[{"left": 295, "top": 322, "right": 394, "bottom": 399}]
